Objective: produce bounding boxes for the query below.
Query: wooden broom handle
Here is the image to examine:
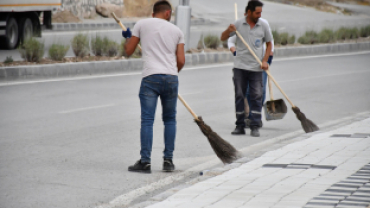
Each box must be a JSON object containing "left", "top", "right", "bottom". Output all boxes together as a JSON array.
[
  {"left": 177, "top": 94, "right": 199, "bottom": 120},
  {"left": 111, "top": 12, "right": 142, "bottom": 51},
  {"left": 234, "top": 3, "right": 238, "bottom": 20},
  {"left": 268, "top": 76, "right": 276, "bottom": 112},
  {"left": 235, "top": 30, "right": 295, "bottom": 108},
  {"left": 268, "top": 76, "right": 274, "bottom": 101}
]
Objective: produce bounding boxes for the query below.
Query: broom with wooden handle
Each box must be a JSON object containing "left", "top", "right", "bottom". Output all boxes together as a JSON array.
[
  {"left": 235, "top": 30, "right": 319, "bottom": 133},
  {"left": 112, "top": 12, "right": 240, "bottom": 163}
]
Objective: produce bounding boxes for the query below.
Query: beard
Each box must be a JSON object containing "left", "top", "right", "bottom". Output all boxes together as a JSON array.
[{"left": 251, "top": 17, "right": 259, "bottom": 23}]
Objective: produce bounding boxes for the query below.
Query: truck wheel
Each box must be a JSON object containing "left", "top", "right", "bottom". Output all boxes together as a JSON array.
[
  {"left": 4, "top": 17, "right": 19, "bottom": 49},
  {"left": 20, "top": 18, "right": 33, "bottom": 44}
]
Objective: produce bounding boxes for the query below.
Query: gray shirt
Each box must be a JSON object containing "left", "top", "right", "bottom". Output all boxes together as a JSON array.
[{"left": 231, "top": 17, "right": 273, "bottom": 72}]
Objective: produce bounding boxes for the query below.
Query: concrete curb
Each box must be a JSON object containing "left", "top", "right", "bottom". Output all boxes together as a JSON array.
[
  {"left": 275, "top": 41, "right": 370, "bottom": 57},
  {"left": 1, "top": 42, "right": 370, "bottom": 82},
  {"left": 51, "top": 18, "right": 214, "bottom": 31}
]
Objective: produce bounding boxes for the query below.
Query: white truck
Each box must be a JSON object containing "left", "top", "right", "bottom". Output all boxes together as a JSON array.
[{"left": 0, "top": 0, "right": 61, "bottom": 49}]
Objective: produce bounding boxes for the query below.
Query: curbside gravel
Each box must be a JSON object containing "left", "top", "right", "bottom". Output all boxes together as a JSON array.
[{"left": 1, "top": 42, "right": 370, "bottom": 82}]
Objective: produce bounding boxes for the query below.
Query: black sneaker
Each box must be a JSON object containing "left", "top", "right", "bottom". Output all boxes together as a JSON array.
[
  {"left": 163, "top": 159, "right": 175, "bottom": 172},
  {"left": 250, "top": 127, "right": 260, "bottom": 137},
  {"left": 128, "top": 160, "right": 151, "bottom": 173},
  {"left": 231, "top": 126, "right": 245, "bottom": 135}
]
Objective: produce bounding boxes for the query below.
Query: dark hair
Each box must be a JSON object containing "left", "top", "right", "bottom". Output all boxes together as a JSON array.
[
  {"left": 153, "top": 0, "right": 172, "bottom": 14},
  {"left": 245, "top": 0, "right": 263, "bottom": 13}
]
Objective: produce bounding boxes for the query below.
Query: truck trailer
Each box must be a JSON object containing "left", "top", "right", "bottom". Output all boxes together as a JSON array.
[{"left": 0, "top": 0, "right": 61, "bottom": 49}]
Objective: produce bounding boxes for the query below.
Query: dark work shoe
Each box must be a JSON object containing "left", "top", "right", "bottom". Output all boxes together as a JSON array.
[
  {"left": 163, "top": 159, "right": 175, "bottom": 172},
  {"left": 250, "top": 127, "right": 260, "bottom": 137},
  {"left": 128, "top": 160, "right": 151, "bottom": 173},
  {"left": 231, "top": 126, "right": 245, "bottom": 135}
]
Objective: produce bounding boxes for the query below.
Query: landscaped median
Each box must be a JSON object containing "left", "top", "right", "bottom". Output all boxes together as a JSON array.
[{"left": 1, "top": 41, "right": 370, "bottom": 82}]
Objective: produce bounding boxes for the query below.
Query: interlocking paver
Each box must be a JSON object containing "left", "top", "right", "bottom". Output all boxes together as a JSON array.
[{"left": 145, "top": 118, "right": 370, "bottom": 208}]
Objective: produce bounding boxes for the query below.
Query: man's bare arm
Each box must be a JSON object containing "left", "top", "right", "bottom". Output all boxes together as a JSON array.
[
  {"left": 261, "top": 41, "right": 272, "bottom": 70},
  {"left": 124, "top": 36, "right": 140, "bottom": 56},
  {"left": 221, "top": 24, "right": 236, "bottom": 41},
  {"left": 176, "top": 43, "right": 185, "bottom": 72}
]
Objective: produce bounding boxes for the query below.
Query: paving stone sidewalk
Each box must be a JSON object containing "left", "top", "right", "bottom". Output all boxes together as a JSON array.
[{"left": 145, "top": 118, "right": 370, "bottom": 208}]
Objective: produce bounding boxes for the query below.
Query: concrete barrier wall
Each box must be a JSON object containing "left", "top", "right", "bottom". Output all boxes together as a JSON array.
[{"left": 1, "top": 42, "right": 369, "bottom": 82}]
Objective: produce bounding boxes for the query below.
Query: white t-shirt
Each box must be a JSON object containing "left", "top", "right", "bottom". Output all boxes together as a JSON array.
[{"left": 132, "top": 18, "right": 185, "bottom": 78}]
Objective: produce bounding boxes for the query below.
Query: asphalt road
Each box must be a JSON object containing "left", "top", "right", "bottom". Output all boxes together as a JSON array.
[
  {"left": 1, "top": 1, "right": 370, "bottom": 61},
  {"left": 0, "top": 52, "right": 370, "bottom": 208}
]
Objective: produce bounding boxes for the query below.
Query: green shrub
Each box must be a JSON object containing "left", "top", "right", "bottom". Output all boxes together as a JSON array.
[
  {"left": 272, "top": 30, "right": 281, "bottom": 45},
  {"left": 288, "top": 35, "right": 296, "bottom": 44},
  {"left": 348, "top": 27, "right": 359, "bottom": 39},
  {"left": 298, "top": 31, "right": 319, "bottom": 44},
  {"left": 360, "top": 25, "right": 370, "bottom": 37},
  {"left": 3, "top": 56, "right": 13, "bottom": 64},
  {"left": 48, "top": 44, "right": 69, "bottom": 61},
  {"left": 336, "top": 27, "right": 350, "bottom": 40},
  {"left": 279, "top": 32, "right": 289, "bottom": 45},
  {"left": 319, "top": 29, "right": 336, "bottom": 43},
  {"left": 106, "top": 40, "right": 119, "bottom": 57},
  {"left": 204, "top": 34, "right": 221, "bottom": 49},
  {"left": 99, "top": 37, "right": 118, "bottom": 57},
  {"left": 91, "top": 36, "right": 104, "bottom": 56},
  {"left": 71, "top": 33, "right": 89, "bottom": 58},
  {"left": 120, "top": 39, "right": 141, "bottom": 58},
  {"left": 18, "top": 38, "right": 45, "bottom": 62}
]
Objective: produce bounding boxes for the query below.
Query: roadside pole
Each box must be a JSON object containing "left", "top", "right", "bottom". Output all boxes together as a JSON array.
[{"left": 175, "top": 0, "right": 191, "bottom": 51}]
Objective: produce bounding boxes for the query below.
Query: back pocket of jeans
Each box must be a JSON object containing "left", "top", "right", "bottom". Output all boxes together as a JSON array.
[{"left": 141, "top": 80, "right": 160, "bottom": 96}]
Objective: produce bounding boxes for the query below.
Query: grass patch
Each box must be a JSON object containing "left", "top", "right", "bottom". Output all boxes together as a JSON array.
[
  {"left": 272, "top": 30, "right": 295, "bottom": 45},
  {"left": 91, "top": 36, "right": 104, "bottom": 56},
  {"left": 318, "top": 28, "right": 336, "bottom": 43},
  {"left": 360, "top": 25, "right": 370, "bottom": 37},
  {"left": 18, "top": 38, "right": 45, "bottom": 62},
  {"left": 335, "top": 27, "right": 359, "bottom": 40},
  {"left": 71, "top": 33, "right": 89, "bottom": 58},
  {"left": 204, "top": 34, "right": 221, "bottom": 49},
  {"left": 48, "top": 44, "right": 70, "bottom": 61},
  {"left": 298, "top": 31, "right": 319, "bottom": 44},
  {"left": 103, "top": 37, "right": 119, "bottom": 57},
  {"left": 3, "top": 56, "right": 13, "bottom": 64}
]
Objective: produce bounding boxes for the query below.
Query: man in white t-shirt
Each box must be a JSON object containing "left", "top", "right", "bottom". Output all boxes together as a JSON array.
[{"left": 122, "top": 0, "right": 185, "bottom": 173}]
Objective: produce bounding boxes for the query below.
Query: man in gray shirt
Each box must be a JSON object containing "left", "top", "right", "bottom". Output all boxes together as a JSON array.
[{"left": 221, "top": 0, "right": 273, "bottom": 137}]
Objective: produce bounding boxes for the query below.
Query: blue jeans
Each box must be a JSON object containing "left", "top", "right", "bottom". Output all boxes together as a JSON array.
[
  {"left": 233, "top": 68, "right": 263, "bottom": 128},
  {"left": 139, "top": 74, "right": 178, "bottom": 163},
  {"left": 246, "top": 55, "right": 273, "bottom": 119}
]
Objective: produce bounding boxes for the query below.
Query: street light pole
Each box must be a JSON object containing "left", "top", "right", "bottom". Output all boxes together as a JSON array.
[{"left": 175, "top": 0, "right": 191, "bottom": 51}]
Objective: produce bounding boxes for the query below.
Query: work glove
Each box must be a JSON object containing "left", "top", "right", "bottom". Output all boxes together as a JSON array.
[
  {"left": 122, "top": 28, "right": 132, "bottom": 39},
  {"left": 233, "top": 51, "right": 236, "bottom": 56}
]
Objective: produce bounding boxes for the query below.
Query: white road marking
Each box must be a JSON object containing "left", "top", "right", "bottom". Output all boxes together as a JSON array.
[
  {"left": 59, "top": 104, "right": 116, "bottom": 114},
  {"left": 0, "top": 51, "right": 369, "bottom": 87}
]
